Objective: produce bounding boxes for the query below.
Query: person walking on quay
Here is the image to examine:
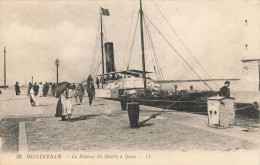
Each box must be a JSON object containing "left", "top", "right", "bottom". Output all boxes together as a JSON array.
[
  {"left": 87, "top": 75, "right": 93, "bottom": 85},
  {"left": 87, "top": 82, "right": 95, "bottom": 105},
  {"left": 66, "top": 87, "right": 74, "bottom": 122},
  {"left": 51, "top": 83, "right": 56, "bottom": 97},
  {"left": 43, "top": 82, "right": 49, "bottom": 97},
  {"left": 14, "top": 82, "right": 20, "bottom": 95},
  {"left": 219, "top": 81, "right": 230, "bottom": 98},
  {"left": 33, "top": 82, "right": 39, "bottom": 96},
  {"left": 27, "top": 82, "right": 32, "bottom": 96},
  {"left": 55, "top": 88, "right": 67, "bottom": 121},
  {"left": 30, "top": 86, "right": 36, "bottom": 106},
  {"left": 91, "top": 83, "right": 95, "bottom": 99},
  {"left": 96, "top": 77, "right": 99, "bottom": 89},
  {"left": 48, "top": 83, "right": 53, "bottom": 96},
  {"left": 39, "top": 82, "right": 43, "bottom": 97},
  {"left": 75, "top": 83, "right": 84, "bottom": 104}
]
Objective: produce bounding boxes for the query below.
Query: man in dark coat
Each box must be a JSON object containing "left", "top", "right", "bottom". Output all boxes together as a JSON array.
[
  {"left": 43, "top": 82, "right": 49, "bottom": 97},
  {"left": 96, "top": 77, "right": 99, "bottom": 89},
  {"left": 27, "top": 82, "right": 32, "bottom": 96},
  {"left": 52, "top": 83, "right": 56, "bottom": 97},
  {"left": 14, "top": 82, "right": 20, "bottom": 95},
  {"left": 87, "top": 75, "right": 93, "bottom": 85},
  {"left": 33, "top": 82, "right": 39, "bottom": 96},
  {"left": 219, "top": 81, "right": 230, "bottom": 98},
  {"left": 87, "top": 83, "right": 95, "bottom": 105},
  {"left": 76, "top": 83, "right": 85, "bottom": 104}
]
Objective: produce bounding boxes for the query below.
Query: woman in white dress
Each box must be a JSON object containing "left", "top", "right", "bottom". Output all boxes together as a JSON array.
[
  {"left": 39, "top": 82, "right": 43, "bottom": 97},
  {"left": 30, "top": 86, "right": 36, "bottom": 106}
]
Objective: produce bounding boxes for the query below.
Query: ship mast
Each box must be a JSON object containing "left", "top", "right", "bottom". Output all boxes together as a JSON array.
[
  {"left": 139, "top": 0, "right": 147, "bottom": 91},
  {"left": 100, "top": 7, "right": 105, "bottom": 88}
]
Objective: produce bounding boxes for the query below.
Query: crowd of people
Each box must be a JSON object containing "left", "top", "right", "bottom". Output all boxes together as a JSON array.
[
  {"left": 96, "top": 73, "right": 123, "bottom": 88},
  {"left": 27, "top": 82, "right": 57, "bottom": 98},
  {"left": 27, "top": 82, "right": 58, "bottom": 107}
]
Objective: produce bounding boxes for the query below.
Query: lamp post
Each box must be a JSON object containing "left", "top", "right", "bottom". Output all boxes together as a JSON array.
[
  {"left": 55, "top": 59, "right": 60, "bottom": 84},
  {"left": 32, "top": 76, "right": 33, "bottom": 84}
]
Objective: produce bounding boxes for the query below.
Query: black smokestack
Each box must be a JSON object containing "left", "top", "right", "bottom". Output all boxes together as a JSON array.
[{"left": 105, "top": 42, "right": 115, "bottom": 73}]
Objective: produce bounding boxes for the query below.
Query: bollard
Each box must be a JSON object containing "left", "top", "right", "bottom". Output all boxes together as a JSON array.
[
  {"left": 128, "top": 102, "right": 140, "bottom": 128},
  {"left": 207, "top": 96, "right": 235, "bottom": 128},
  {"left": 120, "top": 95, "right": 127, "bottom": 110}
]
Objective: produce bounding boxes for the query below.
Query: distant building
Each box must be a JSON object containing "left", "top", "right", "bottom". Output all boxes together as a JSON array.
[{"left": 241, "top": 58, "right": 260, "bottom": 91}]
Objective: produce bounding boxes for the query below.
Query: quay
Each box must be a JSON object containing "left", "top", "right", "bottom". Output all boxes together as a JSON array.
[{"left": 0, "top": 88, "right": 259, "bottom": 153}]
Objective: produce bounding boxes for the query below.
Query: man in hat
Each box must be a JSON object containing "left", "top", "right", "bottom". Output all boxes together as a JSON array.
[
  {"left": 87, "top": 82, "right": 95, "bottom": 105},
  {"left": 14, "top": 82, "right": 20, "bottom": 95},
  {"left": 219, "top": 81, "right": 230, "bottom": 98},
  {"left": 87, "top": 75, "right": 93, "bottom": 85}
]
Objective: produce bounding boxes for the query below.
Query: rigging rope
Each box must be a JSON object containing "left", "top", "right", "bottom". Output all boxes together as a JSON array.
[
  {"left": 144, "top": 20, "right": 164, "bottom": 90},
  {"left": 139, "top": 91, "right": 189, "bottom": 126},
  {"left": 143, "top": 16, "right": 167, "bottom": 90},
  {"left": 123, "top": 0, "right": 137, "bottom": 65},
  {"left": 120, "top": 12, "right": 140, "bottom": 92},
  {"left": 143, "top": 13, "right": 213, "bottom": 92},
  {"left": 90, "top": 20, "right": 101, "bottom": 75},
  {"left": 126, "top": 12, "right": 140, "bottom": 69},
  {"left": 152, "top": 0, "right": 219, "bottom": 89},
  {"left": 142, "top": 6, "right": 196, "bottom": 91},
  {"left": 91, "top": 36, "right": 101, "bottom": 76},
  {"left": 114, "top": 50, "right": 128, "bottom": 68}
]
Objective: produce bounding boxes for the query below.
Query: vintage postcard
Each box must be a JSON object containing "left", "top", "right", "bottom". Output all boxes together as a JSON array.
[{"left": 0, "top": 0, "right": 259, "bottom": 164}]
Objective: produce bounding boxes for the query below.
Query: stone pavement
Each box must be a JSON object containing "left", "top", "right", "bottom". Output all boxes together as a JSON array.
[{"left": 0, "top": 88, "right": 259, "bottom": 152}]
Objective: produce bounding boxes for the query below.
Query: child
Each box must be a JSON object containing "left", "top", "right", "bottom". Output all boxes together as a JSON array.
[{"left": 66, "top": 88, "right": 74, "bottom": 122}]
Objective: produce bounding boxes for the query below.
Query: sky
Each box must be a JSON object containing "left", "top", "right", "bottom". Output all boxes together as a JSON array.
[{"left": 0, "top": 0, "right": 260, "bottom": 86}]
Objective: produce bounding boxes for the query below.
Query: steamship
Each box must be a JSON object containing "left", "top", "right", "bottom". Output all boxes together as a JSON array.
[
  {"left": 91, "top": 2, "right": 215, "bottom": 112},
  {"left": 92, "top": 3, "right": 213, "bottom": 99},
  {"left": 90, "top": 2, "right": 259, "bottom": 113}
]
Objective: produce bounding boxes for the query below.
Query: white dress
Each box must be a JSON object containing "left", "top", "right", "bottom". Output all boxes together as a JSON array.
[
  {"left": 66, "top": 89, "right": 73, "bottom": 115},
  {"left": 39, "top": 84, "right": 43, "bottom": 96},
  {"left": 30, "top": 88, "right": 36, "bottom": 102}
]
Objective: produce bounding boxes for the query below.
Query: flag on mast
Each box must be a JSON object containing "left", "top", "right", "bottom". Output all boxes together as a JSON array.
[{"left": 101, "top": 7, "right": 110, "bottom": 16}]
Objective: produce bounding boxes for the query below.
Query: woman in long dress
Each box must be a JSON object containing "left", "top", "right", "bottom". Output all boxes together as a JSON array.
[
  {"left": 39, "top": 82, "right": 43, "bottom": 97},
  {"left": 55, "top": 89, "right": 67, "bottom": 120},
  {"left": 30, "top": 86, "right": 36, "bottom": 106}
]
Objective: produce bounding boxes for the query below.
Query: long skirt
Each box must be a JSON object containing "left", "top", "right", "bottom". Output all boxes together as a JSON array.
[{"left": 55, "top": 95, "right": 67, "bottom": 117}]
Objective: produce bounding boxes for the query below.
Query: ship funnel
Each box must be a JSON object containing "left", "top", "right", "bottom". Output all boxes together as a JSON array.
[{"left": 105, "top": 42, "right": 115, "bottom": 73}]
